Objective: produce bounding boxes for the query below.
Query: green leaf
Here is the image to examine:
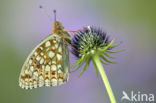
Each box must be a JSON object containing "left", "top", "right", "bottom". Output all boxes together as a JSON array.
[
  {"left": 102, "top": 39, "right": 115, "bottom": 51},
  {"left": 79, "top": 58, "right": 91, "bottom": 77},
  {"left": 72, "top": 55, "right": 86, "bottom": 68},
  {"left": 110, "top": 42, "right": 121, "bottom": 48},
  {"left": 103, "top": 52, "right": 115, "bottom": 58},
  {"left": 106, "top": 50, "right": 124, "bottom": 53},
  {"left": 92, "top": 59, "right": 99, "bottom": 77},
  {"left": 72, "top": 56, "right": 87, "bottom": 72},
  {"left": 101, "top": 59, "right": 109, "bottom": 65},
  {"left": 100, "top": 55, "right": 116, "bottom": 64}
]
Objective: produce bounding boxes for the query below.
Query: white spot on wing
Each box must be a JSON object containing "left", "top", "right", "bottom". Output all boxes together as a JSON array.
[
  {"left": 40, "top": 52, "right": 44, "bottom": 56},
  {"left": 58, "top": 79, "right": 63, "bottom": 85},
  {"left": 39, "top": 80, "right": 44, "bottom": 87},
  {"left": 51, "top": 79, "right": 57, "bottom": 86},
  {"left": 45, "top": 79, "right": 50, "bottom": 86},
  {"left": 34, "top": 72, "right": 38, "bottom": 77},
  {"left": 40, "top": 58, "right": 44, "bottom": 64},
  {"left": 57, "top": 54, "right": 62, "bottom": 61},
  {"left": 42, "top": 65, "right": 45, "bottom": 70},
  {"left": 45, "top": 41, "right": 51, "bottom": 47},
  {"left": 49, "top": 51, "right": 54, "bottom": 58},
  {"left": 57, "top": 64, "right": 61, "bottom": 69},
  {"left": 39, "top": 76, "right": 44, "bottom": 80},
  {"left": 30, "top": 66, "right": 34, "bottom": 71},
  {"left": 52, "top": 46, "right": 55, "bottom": 50},
  {"left": 45, "top": 65, "right": 50, "bottom": 72},
  {"left": 29, "top": 60, "right": 32, "bottom": 64},
  {"left": 53, "top": 40, "right": 56, "bottom": 43},
  {"left": 51, "top": 65, "right": 56, "bottom": 71},
  {"left": 58, "top": 46, "right": 62, "bottom": 52},
  {"left": 44, "top": 55, "right": 47, "bottom": 58},
  {"left": 40, "top": 47, "right": 43, "bottom": 50},
  {"left": 52, "top": 61, "right": 56, "bottom": 64},
  {"left": 58, "top": 69, "right": 62, "bottom": 74},
  {"left": 34, "top": 52, "right": 37, "bottom": 56},
  {"left": 36, "top": 55, "right": 41, "bottom": 61},
  {"left": 25, "top": 69, "right": 29, "bottom": 74},
  {"left": 55, "top": 43, "right": 59, "bottom": 48}
]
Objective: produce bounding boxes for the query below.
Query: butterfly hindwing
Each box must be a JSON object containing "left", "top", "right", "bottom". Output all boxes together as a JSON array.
[{"left": 19, "top": 34, "right": 70, "bottom": 89}]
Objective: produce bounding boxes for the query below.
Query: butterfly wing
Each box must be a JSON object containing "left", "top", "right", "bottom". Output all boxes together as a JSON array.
[{"left": 19, "top": 34, "right": 70, "bottom": 89}]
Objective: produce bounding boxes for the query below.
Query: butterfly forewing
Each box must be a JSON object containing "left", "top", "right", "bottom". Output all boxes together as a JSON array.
[{"left": 19, "top": 34, "right": 70, "bottom": 89}]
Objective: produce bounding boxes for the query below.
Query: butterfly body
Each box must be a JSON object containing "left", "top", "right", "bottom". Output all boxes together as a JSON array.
[{"left": 19, "top": 21, "right": 71, "bottom": 89}]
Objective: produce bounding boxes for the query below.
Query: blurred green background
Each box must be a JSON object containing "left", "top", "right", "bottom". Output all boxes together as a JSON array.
[{"left": 0, "top": 0, "right": 156, "bottom": 103}]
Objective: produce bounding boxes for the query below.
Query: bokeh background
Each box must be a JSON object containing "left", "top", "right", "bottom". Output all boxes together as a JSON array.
[{"left": 0, "top": 0, "right": 156, "bottom": 103}]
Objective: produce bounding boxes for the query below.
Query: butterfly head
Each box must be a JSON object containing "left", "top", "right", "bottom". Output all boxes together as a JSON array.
[
  {"left": 53, "top": 21, "right": 65, "bottom": 34},
  {"left": 52, "top": 10, "right": 64, "bottom": 33},
  {"left": 52, "top": 10, "right": 71, "bottom": 43},
  {"left": 53, "top": 21, "right": 71, "bottom": 43},
  {"left": 54, "top": 21, "right": 64, "bottom": 30}
]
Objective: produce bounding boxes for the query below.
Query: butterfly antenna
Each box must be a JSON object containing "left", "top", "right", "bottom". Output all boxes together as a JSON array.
[
  {"left": 68, "top": 29, "right": 88, "bottom": 36},
  {"left": 39, "top": 5, "right": 53, "bottom": 22},
  {"left": 53, "top": 10, "right": 56, "bottom": 23}
]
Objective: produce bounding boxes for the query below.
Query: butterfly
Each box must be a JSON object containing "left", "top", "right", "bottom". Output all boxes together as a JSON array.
[{"left": 19, "top": 10, "right": 72, "bottom": 89}]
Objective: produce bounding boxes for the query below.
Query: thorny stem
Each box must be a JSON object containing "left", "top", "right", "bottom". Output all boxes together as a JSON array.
[{"left": 93, "top": 54, "right": 116, "bottom": 103}]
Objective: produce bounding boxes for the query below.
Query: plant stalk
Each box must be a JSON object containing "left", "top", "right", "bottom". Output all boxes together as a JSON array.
[{"left": 93, "top": 55, "right": 116, "bottom": 103}]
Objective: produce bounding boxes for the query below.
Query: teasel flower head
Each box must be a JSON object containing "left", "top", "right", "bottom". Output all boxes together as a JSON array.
[{"left": 71, "top": 26, "right": 122, "bottom": 103}]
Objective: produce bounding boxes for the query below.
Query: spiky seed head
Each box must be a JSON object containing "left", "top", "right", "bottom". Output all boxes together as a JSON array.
[
  {"left": 71, "top": 26, "right": 121, "bottom": 76},
  {"left": 72, "top": 26, "right": 110, "bottom": 58}
]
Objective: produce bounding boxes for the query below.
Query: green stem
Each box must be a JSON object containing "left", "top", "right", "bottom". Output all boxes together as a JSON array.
[{"left": 93, "top": 55, "right": 116, "bottom": 103}]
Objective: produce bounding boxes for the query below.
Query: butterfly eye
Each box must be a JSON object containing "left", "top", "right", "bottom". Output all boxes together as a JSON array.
[{"left": 57, "top": 25, "right": 63, "bottom": 30}]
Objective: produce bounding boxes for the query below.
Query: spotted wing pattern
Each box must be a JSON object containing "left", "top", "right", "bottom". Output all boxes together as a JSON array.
[{"left": 19, "top": 34, "right": 70, "bottom": 89}]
